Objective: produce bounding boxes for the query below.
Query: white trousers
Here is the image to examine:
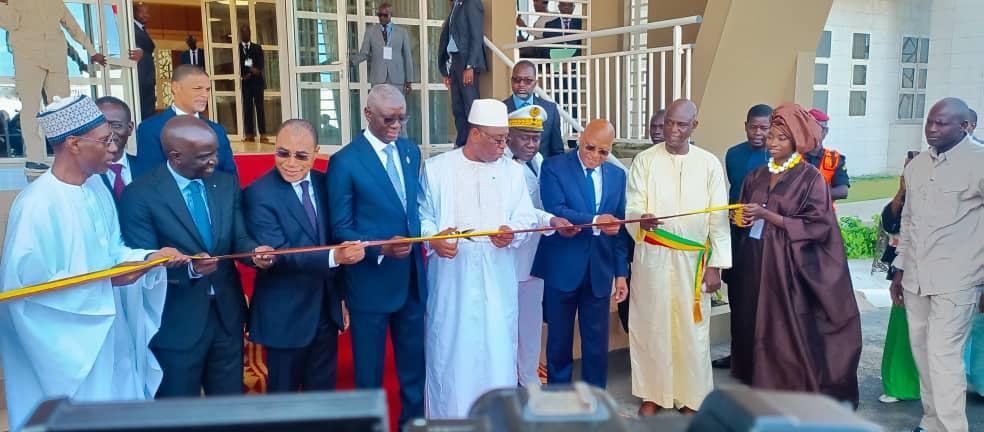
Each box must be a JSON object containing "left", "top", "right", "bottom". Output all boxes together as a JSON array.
[
  {"left": 904, "top": 286, "right": 982, "bottom": 432},
  {"left": 517, "top": 277, "right": 544, "bottom": 387}
]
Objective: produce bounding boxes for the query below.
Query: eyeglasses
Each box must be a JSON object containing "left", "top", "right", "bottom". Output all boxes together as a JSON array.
[
  {"left": 275, "top": 148, "right": 312, "bottom": 161},
  {"left": 71, "top": 132, "right": 118, "bottom": 147},
  {"left": 511, "top": 77, "right": 536, "bottom": 85},
  {"left": 476, "top": 128, "right": 510, "bottom": 146},
  {"left": 376, "top": 114, "right": 408, "bottom": 126},
  {"left": 377, "top": 12, "right": 390, "bottom": 17},
  {"left": 107, "top": 120, "right": 130, "bottom": 131},
  {"left": 582, "top": 143, "right": 610, "bottom": 157}
]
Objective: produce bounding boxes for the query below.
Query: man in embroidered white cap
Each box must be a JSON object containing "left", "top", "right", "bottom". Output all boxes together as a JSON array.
[
  {"left": 419, "top": 99, "right": 541, "bottom": 418},
  {"left": 0, "top": 95, "right": 188, "bottom": 431},
  {"left": 506, "top": 104, "right": 578, "bottom": 388}
]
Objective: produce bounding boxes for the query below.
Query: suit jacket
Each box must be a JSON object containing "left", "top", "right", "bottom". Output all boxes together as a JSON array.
[
  {"left": 504, "top": 96, "right": 566, "bottom": 158},
  {"left": 243, "top": 169, "right": 343, "bottom": 349},
  {"left": 531, "top": 151, "right": 629, "bottom": 298},
  {"left": 326, "top": 132, "right": 426, "bottom": 313},
  {"left": 99, "top": 153, "right": 138, "bottom": 203},
  {"left": 543, "top": 17, "right": 584, "bottom": 57},
  {"left": 437, "top": 0, "right": 487, "bottom": 75},
  {"left": 132, "top": 108, "right": 238, "bottom": 179},
  {"left": 350, "top": 23, "right": 414, "bottom": 86},
  {"left": 119, "top": 166, "right": 259, "bottom": 350},
  {"left": 180, "top": 48, "right": 206, "bottom": 67},
  {"left": 239, "top": 42, "right": 266, "bottom": 91},
  {"left": 134, "top": 22, "right": 156, "bottom": 87}
]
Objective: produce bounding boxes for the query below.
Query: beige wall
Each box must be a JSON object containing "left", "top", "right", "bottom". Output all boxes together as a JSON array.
[{"left": 649, "top": 0, "right": 833, "bottom": 157}]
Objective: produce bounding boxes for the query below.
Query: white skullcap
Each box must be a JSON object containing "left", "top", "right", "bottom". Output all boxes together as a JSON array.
[{"left": 468, "top": 99, "right": 509, "bottom": 128}]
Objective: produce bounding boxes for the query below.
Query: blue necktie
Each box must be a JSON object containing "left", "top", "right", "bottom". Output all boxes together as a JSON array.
[
  {"left": 186, "top": 181, "right": 213, "bottom": 249},
  {"left": 584, "top": 168, "right": 596, "bottom": 214},
  {"left": 384, "top": 144, "right": 406, "bottom": 209},
  {"left": 300, "top": 180, "right": 319, "bottom": 235}
]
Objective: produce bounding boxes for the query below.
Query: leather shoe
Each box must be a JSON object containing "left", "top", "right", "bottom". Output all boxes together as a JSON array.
[{"left": 711, "top": 355, "right": 731, "bottom": 369}]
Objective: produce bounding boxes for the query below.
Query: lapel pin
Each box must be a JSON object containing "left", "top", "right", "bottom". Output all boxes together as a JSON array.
[{"left": 405, "top": 156, "right": 410, "bottom": 165}]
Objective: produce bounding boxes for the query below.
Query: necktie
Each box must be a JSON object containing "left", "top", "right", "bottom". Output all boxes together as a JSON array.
[
  {"left": 108, "top": 163, "right": 125, "bottom": 199},
  {"left": 382, "top": 26, "right": 389, "bottom": 44},
  {"left": 299, "top": 180, "right": 319, "bottom": 235},
  {"left": 584, "top": 168, "right": 596, "bottom": 214},
  {"left": 563, "top": 19, "right": 571, "bottom": 30},
  {"left": 192, "top": 50, "right": 197, "bottom": 65},
  {"left": 384, "top": 144, "right": 406, "bottom": 209},
  {"left": 186, "top": 181, "right": 214, "bottom": 249}
]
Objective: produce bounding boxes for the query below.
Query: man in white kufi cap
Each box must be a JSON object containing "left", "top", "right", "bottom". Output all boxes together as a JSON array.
[
  {"left": 419, "top": 99, "right": 541, "bottom": 418},
  {"left": 0, "top": 95, "right": 188, "bottom": 431}
]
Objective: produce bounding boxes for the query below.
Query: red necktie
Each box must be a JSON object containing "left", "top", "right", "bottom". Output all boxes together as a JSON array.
[{"left": 109, "top": 163, "right": 125, "bottom": 199}]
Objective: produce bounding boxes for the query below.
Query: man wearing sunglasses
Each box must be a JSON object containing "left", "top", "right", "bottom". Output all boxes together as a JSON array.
[
  {"left": 243, "top": 119, "right": 366, "bottom": 394},
  {"left": 96, "top": 96, "right": 138, "bottom": 203},
  {"left": 532, "top": 119, "right": 629, "bottom": 391},
  {"left": 503, "top": 60, "right": 566, "bottom": 157},
  {"left": 327, "top": 84, "right": 426, "bottom": 423},
  {"left": 350, "top": 3, "right": 414, "bottom": 95}
]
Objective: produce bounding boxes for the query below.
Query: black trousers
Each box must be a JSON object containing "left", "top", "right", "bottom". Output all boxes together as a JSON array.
[
  {"left": 153, "top": 299, "right": 244, "bottom": 397},
  {"left": 139, "top": 84, "right": 156, "bottom": 121},
  {"left": 449, "top": 53, "right": 480, "bottom": 148},
  {"left": 242, "top": 82, "right": 266, "bottom": 136},
  {"left": 265, "top": 313, "right": 339, "bottom": 393}
]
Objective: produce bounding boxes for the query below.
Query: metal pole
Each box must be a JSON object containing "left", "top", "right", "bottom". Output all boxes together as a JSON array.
[{"left": 672, "top": 25, "right": 682, "bottom": 102}]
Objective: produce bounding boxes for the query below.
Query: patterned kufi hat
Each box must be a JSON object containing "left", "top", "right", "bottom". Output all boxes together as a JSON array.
[{"left": 36, "top": 95, "right": 106, "bottom": 145}]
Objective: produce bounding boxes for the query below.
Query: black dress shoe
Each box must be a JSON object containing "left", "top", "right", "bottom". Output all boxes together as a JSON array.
[{"left": 711, "top": 355, "right": 731, "bottom": 369}]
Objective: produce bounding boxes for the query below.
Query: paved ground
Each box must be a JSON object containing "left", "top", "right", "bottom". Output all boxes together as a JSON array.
[
  {"left": 592, "top": 267, "right": 984, "bottom": 432},
  {"left": 837, "top": 198, "right": 891, "bottom": 223}
]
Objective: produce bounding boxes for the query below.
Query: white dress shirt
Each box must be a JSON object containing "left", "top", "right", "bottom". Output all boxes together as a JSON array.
[
  {"left": 364, "top": 129, "right": 405, "bottom": 186},
  {"left": 577, "top": 153, "right": 604, "bottom": 236},
  {"left": 106, "top": 153, "right": 133, "bottom": 187},
  {"left": 289, "top": 173, "right": 338, "bottom": 268},
  {"left": 172, "top": 105, "right": 200, "bottom": 118}
]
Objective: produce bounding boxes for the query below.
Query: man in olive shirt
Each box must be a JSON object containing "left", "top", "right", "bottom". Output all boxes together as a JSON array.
[{"left": 890, "top": 97, "right": 984, "bottom": 432}]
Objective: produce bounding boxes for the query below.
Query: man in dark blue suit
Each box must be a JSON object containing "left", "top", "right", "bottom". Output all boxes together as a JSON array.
[
  {"left": 327, "top": 84, "right": 426, "bottom": 422},
  {"left": 244, "top": 119, "right": 367, "bottom": 393},
  {"left": 543, "top": 2, "right": 583, "bottom": 56},
  {"left": 503, "top": 60, "right": 567, "bottom": 157},
  {"left": 95, "top": 96, "right": 138, "bottom": 202},
  {"left": 180, "top": 35, "right": 206, "bottom": 68},
  {"left": 119, "top": 116, "right": 275, "bottom": 398},
  {"left": 133, "top": 65, "right": 238, "bottom": 179},
  {"left": 531, "top": 119, "right": 629, "bottom": 389},
  {"left": 438, "top": 0, "right": 487, "bottom": 148},
  {"left": 134, "top": 3, "right": 156, "bottom": 120}
]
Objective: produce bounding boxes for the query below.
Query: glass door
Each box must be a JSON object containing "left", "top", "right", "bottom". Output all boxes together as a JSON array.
[
  {"left": 95, "top": 0, "right": 140, "bottom": 151},
  {"left": 285, "top": 0, "right": 350, "bottom": 149},
  {"left": 203, "top": 0, "right": 242, "bottom": 139}
]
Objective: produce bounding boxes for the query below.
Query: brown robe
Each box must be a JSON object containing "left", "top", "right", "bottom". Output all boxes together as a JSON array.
[{"left": 730, "top": 161, "right": 862, "bottom": 406}]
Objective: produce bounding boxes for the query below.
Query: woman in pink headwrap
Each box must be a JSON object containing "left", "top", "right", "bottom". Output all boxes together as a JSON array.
[{"left": 728, "top": 103, "right": 862, "bottom": 407}]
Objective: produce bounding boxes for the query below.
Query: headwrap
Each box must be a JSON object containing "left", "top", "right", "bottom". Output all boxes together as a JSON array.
[
  {"left": 771, "top": 103, "right": 822, "bottom": 154},
  {"left": 36, "top": 95, "right": 106, "bottom": 145}
]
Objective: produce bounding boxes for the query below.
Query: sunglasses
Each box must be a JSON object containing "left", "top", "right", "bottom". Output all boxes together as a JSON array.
[
  {"left": 377, "top": 115, "right": 408, "bottom": 126},
  {"left": 583, "top": 143, "right": 610, "bottom": 157},
  {"left": 377, "top": 12, "right": 390, "bottom": 17},
  {"left": 511, "top": 77, "right": 536, "bottom": 85},
  {"left": 275, "top": 148, "right": 312, "bottom": 161}
]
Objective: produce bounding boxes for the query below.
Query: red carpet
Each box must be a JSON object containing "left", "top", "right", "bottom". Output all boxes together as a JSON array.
[{"left": 233, "top": 154, "right": 402, "bottom": 430}]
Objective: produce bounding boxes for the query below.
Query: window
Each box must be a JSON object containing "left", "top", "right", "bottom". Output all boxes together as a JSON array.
[
  {"left": 816, "top": 30, "right": 832, "bottom": 58},
  {"left": 849, "top": 33, "right": 870, "bottom": 117},
  {"left": 813, "top": 30, "right": 831, "bottom": 114},
  {"left": 852, "top": 33, "right": 870, "bottom": 60},
  {"left": 898, "top": 36, "right": 930, "bottom": 120}
]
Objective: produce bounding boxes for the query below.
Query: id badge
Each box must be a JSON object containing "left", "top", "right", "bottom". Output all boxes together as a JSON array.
[
  {"left": 383, "top": 46, "right": 393, "bottom": 60},
  {"left": 749, "top": 219, "right": 765, "bottom": 240},
  {"left": 244, "top": 58, "right": 254, "bottom": 68}
]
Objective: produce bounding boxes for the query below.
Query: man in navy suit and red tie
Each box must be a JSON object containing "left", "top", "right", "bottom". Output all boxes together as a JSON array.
[
  {"left": 95, "top": 96, "right": 138, "bottom": 202},
  {"left": 243, "top": 119, "right": 367, "bottom": 393},
  {"left": 531, "top": 119, "right": 629, "bottom": 390},
  {"left": 326, "top": 84, "right": 426, "bottom": 423}
]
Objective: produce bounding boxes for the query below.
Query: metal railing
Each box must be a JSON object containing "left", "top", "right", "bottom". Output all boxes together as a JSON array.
[{"left": 489, "top": 15, "right": 701, "bottom": 145}]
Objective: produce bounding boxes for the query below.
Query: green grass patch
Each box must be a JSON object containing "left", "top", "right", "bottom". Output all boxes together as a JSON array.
[{"left": 842, "top": 175, "right": 900, "bottom": 203}]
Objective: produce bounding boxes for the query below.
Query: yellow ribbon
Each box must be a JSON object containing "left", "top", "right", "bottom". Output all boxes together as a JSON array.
[{"left": 0, "top": 257, "right": 172, "bottom": 303}]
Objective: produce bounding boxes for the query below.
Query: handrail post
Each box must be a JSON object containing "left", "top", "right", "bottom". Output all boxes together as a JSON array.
[{"left": 672, "top": 25, "right": 682, "bottom": 102}]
